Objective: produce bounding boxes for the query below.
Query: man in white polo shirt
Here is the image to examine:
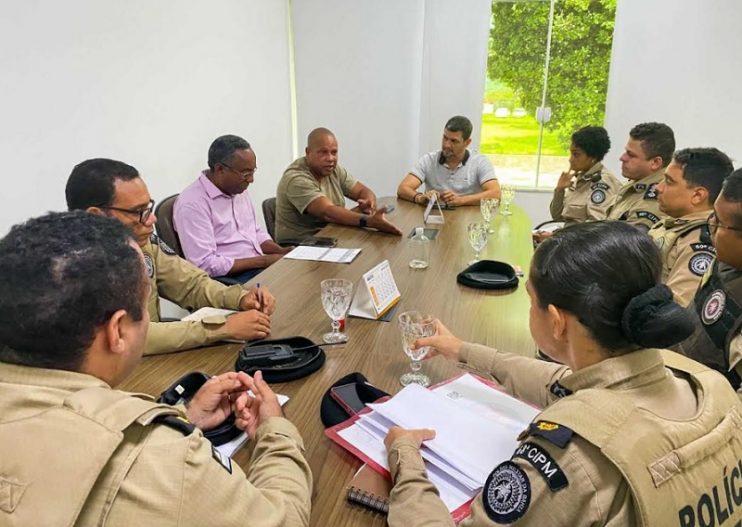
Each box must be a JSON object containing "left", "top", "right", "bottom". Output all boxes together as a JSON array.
[{"left": 397, "top": 116, "right": 500, "bottom": 207}]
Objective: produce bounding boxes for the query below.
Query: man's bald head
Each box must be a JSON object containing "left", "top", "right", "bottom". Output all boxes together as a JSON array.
[{"left": 305, "top": 128, "right": 339, "bottom": 178}]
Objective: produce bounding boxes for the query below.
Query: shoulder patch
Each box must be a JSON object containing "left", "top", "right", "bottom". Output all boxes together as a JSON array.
[
  {"left": 154, "top": 414, "right": 196, "bottom": 436},
  {"left": 644, "top": 183, "right": 658, "bottom": 200},
  {"left": 549, "top": 381, "right": 572, "bottom": 399},
  {"left": 689, "top": 253, "right": 714, "bottom": 277},
  {"left": 143, "top": 253, "right": 155, "bottom": 279},
  {"left": 483, "top": 461, "right": 531, "bottom": 523},
  {"left": 527, "top": 421, "right": 574, "bottom": 448},
  {"left": 211, "top": 445, "right": 233, "bottom": 474},
  {"left": 690, "top": 242, "right": 716, "bottom": 254},
  {"left": 590, "top": 189, "right": 606, "bottom": 204},
  {"left": 702, "top": 289, "right": 727, "bottom": 325},
  {"left": 590, "top": 181, "right": 609, "bottom": 191},
  {"left": 512, "top": 442, "right": 569, "bottom": 491},
  {"left": 636, "top": 210, "right": 661, "bottom": 223}
]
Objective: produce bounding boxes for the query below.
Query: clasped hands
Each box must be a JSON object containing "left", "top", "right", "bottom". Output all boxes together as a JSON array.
[{"left": 184, "top": 370, "right": 283, "bottom": 438}]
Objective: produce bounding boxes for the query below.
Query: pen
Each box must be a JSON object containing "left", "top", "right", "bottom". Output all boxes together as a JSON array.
[{"left": 256, "top": 282, "right": 264, "bottom": 312}]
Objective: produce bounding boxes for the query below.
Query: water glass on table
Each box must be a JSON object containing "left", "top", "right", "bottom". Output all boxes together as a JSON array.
[
  {"left": 320, "top": 278, "right": 353, "bottom": 343},
  {"left": 398, "top": 311, "right": 436, "bottom": 387},
  {"left": 500, "top": 185, "right": 515, "bottom": 216},
  {"left": 480, "top": 198, "right": 499, "bottom": 234},
  {"left": 467, "top": 222, "right": 488, "bottom": 265}
]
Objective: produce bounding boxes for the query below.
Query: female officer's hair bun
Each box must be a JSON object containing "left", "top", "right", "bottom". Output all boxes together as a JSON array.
[{"left": 621, "top": 284, "right": 695, "bottom": 348}]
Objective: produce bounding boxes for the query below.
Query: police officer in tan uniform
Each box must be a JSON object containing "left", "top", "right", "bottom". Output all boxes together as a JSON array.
[
  {"left": 66, "top": 158, "right": 275, "bottom": 355},
  {"left": 384, "top": 222, "right": 742, "bottom": 526},
  {"left": 0, "top": 212, "right": 312, "bottom": 526},
  {"left": 606, "top": 122, "right": 676, "bottom": 230},
  {"left": 678, "top": 169, "right": 742, "bottom": 398},
  {"left": 649, "top": 147, "right": 733, "bottom": 307},
  {"left": 533, "top": 126, "right": 620, "bottom": 244}
]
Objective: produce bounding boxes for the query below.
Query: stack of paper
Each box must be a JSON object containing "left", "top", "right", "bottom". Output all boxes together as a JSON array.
[
  {"left": 285, "top": 246, "right": 361, "bottom": 263},
  {"left": 330, "top": 374, "right": 539, "bottom": 514}
]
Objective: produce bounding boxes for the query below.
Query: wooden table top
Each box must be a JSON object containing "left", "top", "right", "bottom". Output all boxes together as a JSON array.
[{"left": 120, "top": 198, "right": 535, "bottom": 526}]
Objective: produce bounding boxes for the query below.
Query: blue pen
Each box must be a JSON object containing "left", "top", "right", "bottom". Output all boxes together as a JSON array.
[{"left": 256, "top": 283, "right": 264, "bottom": 311}]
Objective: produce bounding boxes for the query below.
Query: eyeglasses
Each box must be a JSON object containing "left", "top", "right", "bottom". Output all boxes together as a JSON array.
[
  {"left": 221, "top": 163, "right": 257, "bottom": 180},
  {"left": 99, "top": 199, "right": 156, "bottom": 224},
  {"left": 708, "top": 211, "right": 742, "bottom": 236}
]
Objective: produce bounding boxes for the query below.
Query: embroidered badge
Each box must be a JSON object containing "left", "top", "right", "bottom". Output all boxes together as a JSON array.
[
  {"left": 512, "top": 442, "right": 569, "bottom": 491},
  {"left": 689, "top": 253, "right": 713, "bottom": 277},
  {"left": 483, "top": 461, "right": 531, "bottom": 523},
  {"left": 637, "top": 210, "right": 660, "bottom": 223},
  {"left": 635, "top": 184, "right": 647, "bottom": 191},
  {"left": 211, "top": 445, "right": 233, "bottom": 474},
  {"left": 702, "top": 289, "right": 727, "bottom": 325},
  {"left": 690, "top": 242, "right": 716, "bottom": 254},
  {"left": 143, "top": 254, "right": 155, "bottom": 278},
  {"left": 527, "top": 421, "right": 574, "bottom": 448},
  {"left": 590, "top": 189, "right": 606, "bottom": 204},
  {"left": 590, "top": 181, "right": 609, "bottom": 191},
  {"left": 549, "top": 381, "right": 572, "bottom": 398},
  {"left": 644, "top": 183, "right": 658, "bottom": 200}
]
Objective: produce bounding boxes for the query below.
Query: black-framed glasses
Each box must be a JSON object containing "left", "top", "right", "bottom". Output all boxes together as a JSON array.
[
  {"left": 99, "top": 199, "right": 156, "bottom": 224},
  {"left": 221, "top": 163, "right": 257, "bottom": 180},
  {"left": 708, "top": 211, "right": 742, "bottom": 236}
]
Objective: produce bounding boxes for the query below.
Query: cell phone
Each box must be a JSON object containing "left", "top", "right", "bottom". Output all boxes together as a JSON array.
[
  {"left": 242, "top": 343, "right": 295, "bottom": 367},
  {"left": 330, "top": 383, "right": 366, "bottom": 415}
]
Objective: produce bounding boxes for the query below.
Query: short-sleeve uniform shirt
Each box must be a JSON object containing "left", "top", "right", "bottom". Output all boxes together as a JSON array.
[
  {"left": 275, "top": 157, "right": 357, "bottom": 242},
  {"left": 410, "top": 150, "right": 496, "bottom": 195}
]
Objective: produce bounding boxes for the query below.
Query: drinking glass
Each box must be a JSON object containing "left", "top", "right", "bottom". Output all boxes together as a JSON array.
[
  {"left": 398, "top": 311, "right": 436, "bottom": 387},
  {"left": 467, "top": 222, "right": 488, "bottom": 264},
  {"left": 501, "top": 185, "right": 516, "bottom": 216},
  {"left": 481, "top": 198, "right": 500, "bottom": 234},
  {"left": 320, "top": 279, "right": 353, "bottom": 343}
]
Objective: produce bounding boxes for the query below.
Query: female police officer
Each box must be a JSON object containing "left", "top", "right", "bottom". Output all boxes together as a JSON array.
[{"left": 385, "top": 221, "right": 742, "bottom": 526}]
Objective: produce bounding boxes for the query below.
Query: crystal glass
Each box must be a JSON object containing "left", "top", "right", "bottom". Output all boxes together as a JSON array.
[
  {"left": 398, "top": 311, "right": 436, "bottom": 386},
  {"left": 320, "top": 279, "right": 353, "bottom": 343},
  {"left": 467, "top": 222, "right": 488, "bottom": 264},
  {"left": 501, "top": 185, "right": 516, "bottom": 216},
  {"left": 481, "top": 198, "right": 500, "bottom": 234}
]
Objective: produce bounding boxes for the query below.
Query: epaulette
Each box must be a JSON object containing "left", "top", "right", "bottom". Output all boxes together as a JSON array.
[
  {"left": 153, "top": 414, "right": 196, "bottom": 436},
  {"left": 525, "top": 420, "right": 574, "bottom": 448}
]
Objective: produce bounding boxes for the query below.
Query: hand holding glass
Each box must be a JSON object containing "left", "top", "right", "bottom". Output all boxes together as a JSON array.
[
  {"left": 467, "top": 222, "right": 488, "bottom": 264},
  {"left": 320, "top": 279, "right": 353, "bottom": 343},
  {"left": 398, "top": 311, "right": 436, "bottom": 386}
]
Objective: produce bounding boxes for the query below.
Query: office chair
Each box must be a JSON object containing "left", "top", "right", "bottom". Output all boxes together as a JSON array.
[
  {"left": 154, "top": 194, "right": 184, "bottom": 257},
  {"left": 262, "top": 197, "right": 277, "bottom": 240}
]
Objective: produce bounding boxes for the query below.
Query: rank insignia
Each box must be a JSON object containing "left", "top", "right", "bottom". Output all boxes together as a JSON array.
[{"left": 527, "top": 420, "right": 574, "bottom": 448}]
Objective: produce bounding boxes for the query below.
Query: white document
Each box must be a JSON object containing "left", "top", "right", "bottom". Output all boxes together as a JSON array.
[
  {"left": 335, "top": 374, "right": 539, "bottom": 513},
  {"left": 216, "top": 394, "right": 290, "bottom": 458},
  {"left": 182, "top": 306, "right": 236, "bottom": 322},
  {"left": 348, "top": 260, "right": 400, "bottom": 319},
  {"left": 285, "top": 246, "right": 361, "bottom": 263}
]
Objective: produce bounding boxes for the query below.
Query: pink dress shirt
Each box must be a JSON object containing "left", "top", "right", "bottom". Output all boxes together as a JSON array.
[{"left": 173, "top": 171, "right": 272, "bottom": 277}]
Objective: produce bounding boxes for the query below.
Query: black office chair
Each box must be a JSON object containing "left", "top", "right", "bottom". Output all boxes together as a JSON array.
[
  {"left": 262, "top": 197, "right": 277, "bottom": 240},
  {"left": 154, "top": 194, "right": 184, "bottom": 257},
  {"left": 532, "top": 219, "right": 565, "bottom": 248}
]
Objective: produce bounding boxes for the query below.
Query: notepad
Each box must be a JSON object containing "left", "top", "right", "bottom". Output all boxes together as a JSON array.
[
  {"left": 326, "top": 373, "right": 539, "bottom": 520},
  {"left": 285, "top": 246, "right": 361, "bottom": 263}
]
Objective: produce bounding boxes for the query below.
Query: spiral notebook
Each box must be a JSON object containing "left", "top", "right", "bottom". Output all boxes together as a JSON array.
[{"left": 346, "top": 464, "right": 392, "bottom": 515}]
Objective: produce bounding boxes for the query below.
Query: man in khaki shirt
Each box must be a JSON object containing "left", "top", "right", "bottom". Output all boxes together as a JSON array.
[
  {"left": 0, "top": 211, "right": 312, "bottom": 526},
  {"left": 275, "top": 127, "right": 402, "bottom": 243},
  {"left": 649, "top": 147, "right": 733, "bottom": 306},
  {"left": 66, "top": 158, "right": 275, "bottom": 355},
  {"left": 606, "top": 122, "right": 676, "bottom": 230}
]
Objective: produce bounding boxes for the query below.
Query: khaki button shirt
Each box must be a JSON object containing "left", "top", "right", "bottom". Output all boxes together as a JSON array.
[
  {"left": 387, "top": 346, "right": 704, "bottom": 526},
  {"left": 549, "top": 163, "right": 622, "bottom": 226},
  {"left": 0, "top": 362, "right": 313, "bottom": 527},
  {"left": 142, "top": 236, "right": 248, "bottom": 355},
  {"left": 606, "top": 170, "right": 667, "bottom": 230},
  {"left": 648, "top": 210, "right": 715, "bottom": 307},
  {"left": 275, "top": 157, "right": 357, "bottom": 243}
]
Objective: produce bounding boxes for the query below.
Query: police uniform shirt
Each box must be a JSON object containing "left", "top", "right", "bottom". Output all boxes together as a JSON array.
[
  {"left": 142, "top": 235, "right": 249, "bottom": 355},
  {"left": 606, "top": 169, "right": 666, "bottom": 230},
  {"left": 549, "top": 163, "right": 622, "bottom": 226},
  {"left": 386, "top": 343, "right": 742, "bottom": 526},
  {"left": 0, "top": 362, "right": 313, "bottom": 527},
  {"left": 648, "top": 210, "right": 716, "bottom": 307}
]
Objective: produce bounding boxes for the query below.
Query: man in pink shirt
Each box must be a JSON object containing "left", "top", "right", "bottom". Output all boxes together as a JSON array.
[{"left": 174, "top": 135, "right": 290, "bottom": 284}]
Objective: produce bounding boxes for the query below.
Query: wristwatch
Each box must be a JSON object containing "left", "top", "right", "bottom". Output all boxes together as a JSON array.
[{"left": 359, "top": 215, "right": 369, "bottom": 228}]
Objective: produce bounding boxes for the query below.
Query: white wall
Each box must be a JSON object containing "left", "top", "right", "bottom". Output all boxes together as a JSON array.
[
  {"left": 604, "top": 0, "right": 742, "bottom": 172},
  {"left": 0, "top": 0, "right": 293, "bottom": 236},
  {"left": 291, "top": 0, "right": 491, "bottom": 199}
]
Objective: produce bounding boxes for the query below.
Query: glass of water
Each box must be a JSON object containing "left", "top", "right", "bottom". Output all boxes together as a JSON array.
[
  {"left": 320, "top": 278, "right": 353, "bottom": 343},
  {"left": 501, "top": 185, "right": 516, "bottom": 216},
  {"left": 398, "top": 311, "right": 436, "bottom": 387},
  {"left": 467, "top": 222, "right": 488, "bottom": 264},
  {"left": 481, "top": 198, "right": 500, "bottom": 234}
]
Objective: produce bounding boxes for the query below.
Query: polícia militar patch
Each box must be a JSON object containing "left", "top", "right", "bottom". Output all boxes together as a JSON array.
[
  {"left": 483, "top": 461, "right": 531, "bottom": 523},
  {"left": 512, "top": 442, "right": 568, "bottom": 491}
]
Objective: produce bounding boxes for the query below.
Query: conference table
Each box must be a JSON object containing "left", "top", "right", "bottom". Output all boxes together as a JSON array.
[{"left": 120, "top": 198, "right": 536, "bottom": 526}]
